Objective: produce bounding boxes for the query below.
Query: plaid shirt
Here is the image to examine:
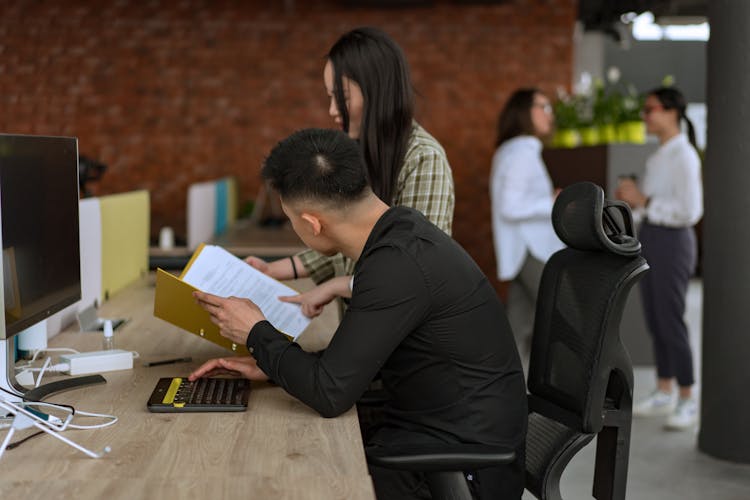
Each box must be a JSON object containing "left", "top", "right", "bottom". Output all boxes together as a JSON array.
[{"left": 298, "top": 122, "right": 455, "bottom": 284}]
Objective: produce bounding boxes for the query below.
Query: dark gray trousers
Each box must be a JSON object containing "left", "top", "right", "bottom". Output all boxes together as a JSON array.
[{"left": 638, "top": 222, "right": 697, "bottom": 387}]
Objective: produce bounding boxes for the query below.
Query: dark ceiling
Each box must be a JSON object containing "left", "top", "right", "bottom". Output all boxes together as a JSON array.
[
  {"left": 579, "top": 0, "right": 709, "bottom": 31},
  {"left": 341, "top": 0, "right": 709, "bottom": 34}
]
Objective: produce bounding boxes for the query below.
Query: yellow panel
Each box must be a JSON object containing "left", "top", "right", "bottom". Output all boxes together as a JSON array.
[
  {"left": 226, "top": 176, "right": 238, "bottom": 226},
  {"left": 100, "top": 190, "right": 150, "bottom": 300}
]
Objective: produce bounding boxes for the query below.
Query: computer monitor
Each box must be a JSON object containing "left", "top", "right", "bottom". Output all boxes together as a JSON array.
[{"left": 0, "top": 134, "right": 83, "bottom": 402}]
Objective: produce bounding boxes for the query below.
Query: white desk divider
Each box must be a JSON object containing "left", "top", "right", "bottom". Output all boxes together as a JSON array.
[
  {"left": 187, "top": 180, "right": 216, "bottom": 250},
  {"left": 46, "top": 197, "right": 103, "bottom": 339}
]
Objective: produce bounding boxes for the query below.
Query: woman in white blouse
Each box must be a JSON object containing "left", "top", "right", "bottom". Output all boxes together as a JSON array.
[
  {"left": 616, "top": 86, "right": 703, "bottom": 431},
  {"left": 490, "top": 88, "right": 564, "bottom": 358}
]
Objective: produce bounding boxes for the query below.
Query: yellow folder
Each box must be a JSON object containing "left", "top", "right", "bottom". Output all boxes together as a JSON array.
[
  {"left": 153, "top": 244, "right": 241, "bottom": 353},
  {"left": 153, "top": 243, "right": 301, "bottom": 352}
]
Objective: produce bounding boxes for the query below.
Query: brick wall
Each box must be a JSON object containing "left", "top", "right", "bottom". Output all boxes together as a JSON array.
[{"left": 0, "top": 0, "right": 576, "bottom": 294}]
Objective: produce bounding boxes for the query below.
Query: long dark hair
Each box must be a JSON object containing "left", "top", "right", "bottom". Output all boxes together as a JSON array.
[
  {"left": 495, "top": 88, "right": 539, "bottom": 147},
  {"left": 649, "top": 86, "right": 697, "bottom": 149},
  {"left": 327, "top": 27, "right": 414, "bottom": 205}
]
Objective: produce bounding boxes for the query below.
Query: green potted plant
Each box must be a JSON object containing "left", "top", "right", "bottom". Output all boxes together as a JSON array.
[
  {"left": 575, "top": 93, "right": 599, "bottom": 146},
  {"left": 552, "top": 93, "right": 580, "bottom": 148},
  {"left": 592, "top": 77, "right": 620, "bottom": 144},
  {"left": 617, "top": 84, "right": 646, "bottom": 143}
]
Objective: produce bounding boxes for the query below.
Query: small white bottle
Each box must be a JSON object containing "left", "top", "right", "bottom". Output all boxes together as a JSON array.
[{"left": 102, "top": 320, "right": 115, "bottom": 350}]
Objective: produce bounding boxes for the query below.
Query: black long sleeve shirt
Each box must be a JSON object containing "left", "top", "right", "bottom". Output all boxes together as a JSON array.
[{"left": 247, "top": 207, "right": 527, "bottom": 449}]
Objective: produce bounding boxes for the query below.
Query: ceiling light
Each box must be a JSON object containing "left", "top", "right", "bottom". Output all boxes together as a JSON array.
[{"left": 632, "top": 11, "right": 709, "bottom": 41}]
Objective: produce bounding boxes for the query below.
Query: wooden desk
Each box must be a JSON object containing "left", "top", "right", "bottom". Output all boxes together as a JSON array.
[
  {"left": 211, "top": 218, "right": 306, "bottom": 258},
  {"left": 150, "top": 219, "right": 307, "bottom": 270},
  {"left": 0, "top": 277, "right": 374, "bottom": 499}
]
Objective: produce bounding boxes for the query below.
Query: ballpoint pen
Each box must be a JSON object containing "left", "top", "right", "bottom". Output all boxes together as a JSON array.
[{"left": 143, "top": 356, "right": 193, "bottom": 367}]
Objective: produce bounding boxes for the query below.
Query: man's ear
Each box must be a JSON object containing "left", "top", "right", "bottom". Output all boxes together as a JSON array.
[{"left": 300, "top": 212, "right": 323, "bottom": 236}]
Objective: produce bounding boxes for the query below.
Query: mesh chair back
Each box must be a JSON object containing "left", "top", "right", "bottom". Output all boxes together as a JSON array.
[{"left": 527, "top": 182, "right": 647, "bottom": 434}]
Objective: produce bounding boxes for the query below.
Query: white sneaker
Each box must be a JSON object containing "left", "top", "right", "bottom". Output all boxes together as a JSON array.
[
  {"left": 665, "top": 398, "right": 698, "bottom": 430},
  {"left": 633, "top": 390, "right": 675, "bottom": 417}
]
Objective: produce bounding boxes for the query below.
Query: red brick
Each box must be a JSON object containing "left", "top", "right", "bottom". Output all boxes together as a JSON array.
[{"left": 0, "top": 0, "right": 575, "bottom": 295}]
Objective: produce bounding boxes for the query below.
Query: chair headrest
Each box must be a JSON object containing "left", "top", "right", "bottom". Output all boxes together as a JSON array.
[{"left": 552, "top": 182, "right": 641, "bottom": 257}]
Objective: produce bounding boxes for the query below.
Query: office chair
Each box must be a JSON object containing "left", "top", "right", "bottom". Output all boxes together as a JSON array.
[{"left": 365, "top": 182, "right": 648, "bottom": 500}]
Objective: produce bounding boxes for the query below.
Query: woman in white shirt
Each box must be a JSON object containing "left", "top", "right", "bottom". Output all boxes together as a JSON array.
[
  {"left": 490, "top": 88, "right": 564, "bottom": 358},
  {"left": 616, "top": 86, "right": 703, "bottom": 431}
]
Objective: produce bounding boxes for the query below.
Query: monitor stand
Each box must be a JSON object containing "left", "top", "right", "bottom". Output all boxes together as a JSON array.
[{"left": 0, "top": 337, "right": 105, "bottom": 408}]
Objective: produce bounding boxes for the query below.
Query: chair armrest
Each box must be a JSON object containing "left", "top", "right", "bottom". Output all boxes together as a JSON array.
[{"left": 366, "top": 442, "right": 516, "bottom": 472}]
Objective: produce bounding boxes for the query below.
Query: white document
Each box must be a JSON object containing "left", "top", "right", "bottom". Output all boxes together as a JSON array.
[{"left": 181, "top": 245, "right": 310, "bottom": 339}]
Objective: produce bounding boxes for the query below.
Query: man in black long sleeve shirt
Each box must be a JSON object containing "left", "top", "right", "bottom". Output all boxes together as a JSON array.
[{"left": 190, "top": 129, "right": 527, "bottom": 499}]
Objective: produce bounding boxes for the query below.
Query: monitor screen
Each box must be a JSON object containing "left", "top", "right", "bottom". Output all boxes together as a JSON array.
[{"left": 0, "top": 134, "right": 81, "bottom": 339}]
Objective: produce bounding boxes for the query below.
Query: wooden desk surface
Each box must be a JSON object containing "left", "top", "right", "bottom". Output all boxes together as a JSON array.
[
  {"left": 0, "top": 277, "right": 374, "bottom": 500},
  {"left": 211, "top": 218, "right": 305, "bottom": 258},
  {"left": 150, "top": 219, "right": 307, "bottom": 270}
]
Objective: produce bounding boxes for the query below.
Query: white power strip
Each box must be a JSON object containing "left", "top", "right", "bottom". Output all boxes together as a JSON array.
[{"left": 59, "top": 350, "right": 134, "bottom": 376}]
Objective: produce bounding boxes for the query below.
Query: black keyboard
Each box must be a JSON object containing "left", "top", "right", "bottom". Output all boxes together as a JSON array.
[{"left": 147, "top": 377, "right": 251, "bottom": 413}]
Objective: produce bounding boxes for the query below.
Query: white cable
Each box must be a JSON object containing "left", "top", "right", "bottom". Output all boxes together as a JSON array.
[
  {"left": 21, "top": 401, "right": 74, "bottom": 431},
  {"left": 130, "top": 351, "right": 140, "bottom": 360},
  {"left": 5, "top": 346, "right": 121, "bottom": 435},
  {"left": 16, "top": 401, "right": 114, "bottom": 429},
  {"left": 19, "top": 363, "right": 70, "bottom": 373},
  {"left": 30, "top": 348, "right": 78, "bottom": 363},
  {"left": 16, "top": 400, "right": 117, "bottom": 430},
  {"left": 14, "top": 347, "right": 79, "bottom": 371},
  {"left": 0, "top": 391, "right": 116, "bottom": 460},
  {"left": 38, "top": 347, "right": 80, "bottom": 355},
  {"left": 35, "top": 357, "right": 52, "bottom": 387},
  {"left": 20, "top": 365, "right": 70, "bottom": 372},
  {"left": 0, "top": 398, "right": 110, "bottom": 460},
  {"left": 9, "top": 357, "right": 50, "bottom": 386},
  {"left": 67, "top": 409, "right": 118, "bottom": 430},
  {"left": 13, "top": 350, "right": 40, "bottom": 371},
  {"left": 29, "top": 349, "right": 43, "bottom": 363}
]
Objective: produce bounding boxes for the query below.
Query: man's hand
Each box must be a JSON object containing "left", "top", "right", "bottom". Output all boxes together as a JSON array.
[
  {"left": 193, "top": 290, "right": 266, "bottom": 345},
  {"left": 188, "top": 356, "right": 269, "bottom": 382}
]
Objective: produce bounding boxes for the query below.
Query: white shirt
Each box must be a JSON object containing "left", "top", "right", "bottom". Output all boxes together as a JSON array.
[
  {"left": 640, "top": 134, "right": 703, "bottom": 227},
  {"left": 490, "top": 136, "right": 564, "bottom": 281}
]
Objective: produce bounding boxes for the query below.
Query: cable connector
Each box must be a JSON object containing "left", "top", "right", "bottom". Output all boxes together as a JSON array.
[
  {"left": 15, "top": 370, "right": 35, "bottom": 387},
  {"left": 16, "top": 364, "right": 71, "bottom": 387}
]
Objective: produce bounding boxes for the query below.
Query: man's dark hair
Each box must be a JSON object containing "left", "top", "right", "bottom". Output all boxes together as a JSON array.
[{"left": 262, "top": 128, "right": 369, "bottom": 207}]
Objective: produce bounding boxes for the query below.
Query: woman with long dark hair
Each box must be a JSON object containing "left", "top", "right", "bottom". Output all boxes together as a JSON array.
[
  {"left": 490, "top": 88, "right": 564, "bottom": 359},
  {"left": 616, "top": 86, "right": 703, "bottom": 430},
  {"left": 247, "top": 27, "right": 454, "bottom": 317}
]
